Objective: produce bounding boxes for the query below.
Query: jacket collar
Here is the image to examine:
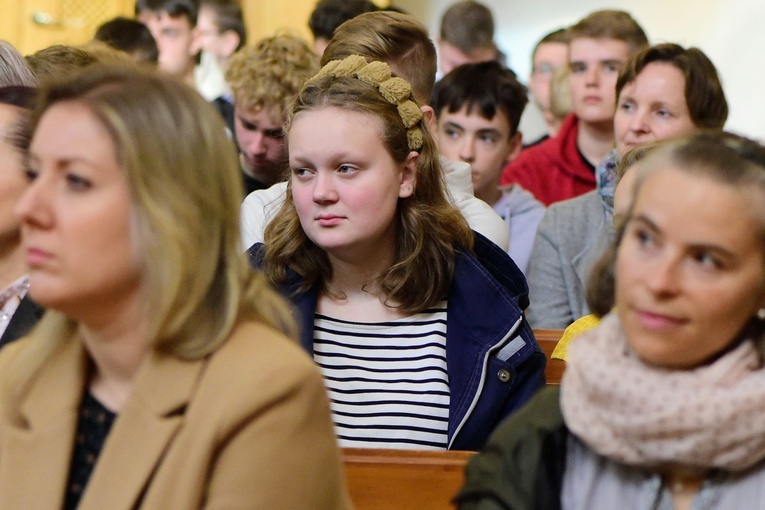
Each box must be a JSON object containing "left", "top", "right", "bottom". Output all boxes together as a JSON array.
[{"left": 2, "top": 337, "right": 206, "bottom": 510}]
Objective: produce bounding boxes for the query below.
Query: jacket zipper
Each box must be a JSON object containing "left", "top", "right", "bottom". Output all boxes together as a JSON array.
[{"left": 448, "top": 316, "right": 523, "bottom": 449}]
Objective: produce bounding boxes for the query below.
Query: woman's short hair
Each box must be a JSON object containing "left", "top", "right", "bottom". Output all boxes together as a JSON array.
[
  {"left": 616, "top": 43, "right": 728, "bottom": 130},
  {"left": 23, "top": 65, "right": 295, "bottom": 366},
  {"left": 588, "top": 132, "right": 765, "bottom": 317},
  {"left": 262, "top": 58, "right": 473, "bottom": 314}
]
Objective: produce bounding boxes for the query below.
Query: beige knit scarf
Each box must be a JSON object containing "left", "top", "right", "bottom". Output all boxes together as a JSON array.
[{"left": 561, "top": 312, "right": 765, "bottom": 472}]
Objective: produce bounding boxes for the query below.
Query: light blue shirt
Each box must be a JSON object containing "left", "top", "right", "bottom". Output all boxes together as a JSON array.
[{"left": 562, "top": 435, "right": 765, "bottom": 509}]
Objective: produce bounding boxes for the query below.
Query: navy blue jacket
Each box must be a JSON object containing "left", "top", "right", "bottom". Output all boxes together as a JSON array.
[{"left": 248, "top": 233, "right": 546, "bottom": 450}]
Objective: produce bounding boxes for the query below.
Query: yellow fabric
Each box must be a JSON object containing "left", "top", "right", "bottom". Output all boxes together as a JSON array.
[{"left": 552, "top": 314, "right": 601, "bottom": 361}]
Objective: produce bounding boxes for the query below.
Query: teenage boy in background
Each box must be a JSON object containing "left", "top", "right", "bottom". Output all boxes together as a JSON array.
[
  {"left": 136, "top": 0, "right": 200, "bottom": 87},
  {"left": 433, "top": 61, "right": 544, "bottom": 275},
  {"left": 501, "top": 10, "right": 647, "bottom": 205},
  {"left": 522, "top": 28, "right": 570, "bottom": 147},
  {"left": 225, "top": 34, "right": 320, "bottom": 196}
]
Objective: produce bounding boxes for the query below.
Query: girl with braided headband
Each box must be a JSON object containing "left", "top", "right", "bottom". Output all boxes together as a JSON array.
[{"left": 253, "top": 56, "right": 545, "bottom": 451}]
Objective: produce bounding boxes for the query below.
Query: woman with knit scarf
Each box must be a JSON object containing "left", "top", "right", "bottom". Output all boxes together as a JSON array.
[{"left": 457, "top": 131, "right": 765, "bottom": 510}]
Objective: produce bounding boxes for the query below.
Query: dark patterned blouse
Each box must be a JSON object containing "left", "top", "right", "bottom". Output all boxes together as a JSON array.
[{"left": 63, "top": 392, "right": 117, "bottom": 510}]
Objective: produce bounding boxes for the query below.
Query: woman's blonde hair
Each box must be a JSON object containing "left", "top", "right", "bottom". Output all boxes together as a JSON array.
[
  {"left": 10, "top": 65, "right": 295, "bottom": 395},
  {"left": 262, "top": 57, "right": 473, "bottom": 314}
]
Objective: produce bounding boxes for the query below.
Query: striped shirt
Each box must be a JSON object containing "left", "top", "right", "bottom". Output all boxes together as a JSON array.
[{"left": 313, "top": 303, "right": 450, "bottom": 450}]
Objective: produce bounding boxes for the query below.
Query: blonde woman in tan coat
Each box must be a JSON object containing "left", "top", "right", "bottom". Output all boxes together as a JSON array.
[{"left": 0, "top": 65, "right": 351, "bottom": 509}]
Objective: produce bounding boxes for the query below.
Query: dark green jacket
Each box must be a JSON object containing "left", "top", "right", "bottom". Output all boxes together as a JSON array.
[{"left": 456, "top": 387, "right": 568, "bottom": 510}]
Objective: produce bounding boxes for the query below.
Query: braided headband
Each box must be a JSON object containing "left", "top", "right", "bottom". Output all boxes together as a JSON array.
[{"left": 311, "top": 55, "right": 424, "bottom": 151}]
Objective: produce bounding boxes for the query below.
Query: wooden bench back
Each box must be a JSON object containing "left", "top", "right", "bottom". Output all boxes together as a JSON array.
[
  {"left": 533, "top": 329, "right": 566, "bottom": 385},
  {"left": 342, "top": 448, "right": 475, "bottom": 510}
]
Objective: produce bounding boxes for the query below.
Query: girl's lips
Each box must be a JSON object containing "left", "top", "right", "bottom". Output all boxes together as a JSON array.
[{"left": 316, "top": 215, "right": 344, "bottom": 227}]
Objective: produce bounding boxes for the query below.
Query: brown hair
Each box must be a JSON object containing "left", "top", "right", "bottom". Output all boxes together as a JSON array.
[
  {"left": 262, "top": 58, "right": 473, "bottom": 314},
  {"left": 532, "top": 28, "right": 570, "bottom": 60},
  {"left": 587, "top": 132, "right": 765, "bottom": 317},
  {"left": 439, "top": 1, "right": 496, "bottom": 54},
  {"left": 25, "top": 45, "right": 100, "bottom": 83},
  {"left": 321, "top": 11, "right": 436, "bottom": 105},
  {"left": 568, "top": 10, "right": 648, "bottom": 54},
  {"left": 616, "top": 43, "right": 728, "bottom": 130}
]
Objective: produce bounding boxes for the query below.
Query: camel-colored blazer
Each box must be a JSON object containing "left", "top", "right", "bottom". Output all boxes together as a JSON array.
[{"left": 0, "top": 321, "right": 352, "bottom": 509}]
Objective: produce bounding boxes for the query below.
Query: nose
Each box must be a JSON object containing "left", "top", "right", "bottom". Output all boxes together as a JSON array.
[
  {"left": 458, "top": 137, "right": 475, "bottom": 163},
  {"left": 585, "top": 66, "right": 600, "bottom": 86},
  {"left": 645, "top": 253, "right": 681, "bottom": 297},
  {"left": 312, "top": 171, "right": 338, "bottom": 204},
  {"left": 16, "top": 173, "right": 52, "bottom": 230},
  {"left": 246, "top": 131, "right": 267, "bottom": 156},
  {"left": 629, "top": 109, "right": 650, "bottom": 135}
]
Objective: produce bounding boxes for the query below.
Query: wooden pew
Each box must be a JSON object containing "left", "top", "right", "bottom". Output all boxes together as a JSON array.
[
  {"left": 533, "top": 328, "right": 566, "bottom": 385},
  {"left": 342, "top": 448, "right": 475, "bottom": 510}
]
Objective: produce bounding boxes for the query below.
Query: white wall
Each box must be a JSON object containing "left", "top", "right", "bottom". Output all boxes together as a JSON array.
[{"left": 395, "top": 0, "right": 764, "bottom": 140}]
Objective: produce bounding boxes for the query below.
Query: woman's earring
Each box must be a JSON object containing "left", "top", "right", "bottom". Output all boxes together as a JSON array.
[{"left": 757, "top": 308, "right": 765, "bottom": 321}]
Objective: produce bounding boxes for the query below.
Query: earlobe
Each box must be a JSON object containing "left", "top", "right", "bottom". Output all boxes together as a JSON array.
[{"left": 399, "top": 151, "right": 418, "bottom": 198}]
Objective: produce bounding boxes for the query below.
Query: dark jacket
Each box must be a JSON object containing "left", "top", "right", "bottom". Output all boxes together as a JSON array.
[
  {"left": 248, "top": 232, "right": 546, "bottom": 451},
  {"left": 456, "top": 387, "right": 568, "bottom": 509}
]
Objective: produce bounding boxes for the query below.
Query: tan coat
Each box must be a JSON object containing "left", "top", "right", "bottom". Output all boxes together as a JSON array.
[{"left": 0, "top": 321, "right": 352, "bottom": 509}]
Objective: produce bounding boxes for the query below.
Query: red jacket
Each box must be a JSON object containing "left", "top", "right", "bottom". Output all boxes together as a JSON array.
[{"left": 501, "top": 114, "right": 596, "bottom": 206}]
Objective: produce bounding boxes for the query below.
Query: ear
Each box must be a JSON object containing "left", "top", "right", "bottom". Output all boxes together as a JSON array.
[
  {"left": 399, "top": 151, "right": 418, "bottom": 198},
  {"left": 219, "top": 30, "right": 240, "bottom": 60},
  {"left": 188, "top": 26, "right": 203, "bottom": 56},
  {"left": 420, "top": 105, "right": 436, "bottom": 134},
  {"left": 504, "top": 132, "right": 523, "bottom": 164}
]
